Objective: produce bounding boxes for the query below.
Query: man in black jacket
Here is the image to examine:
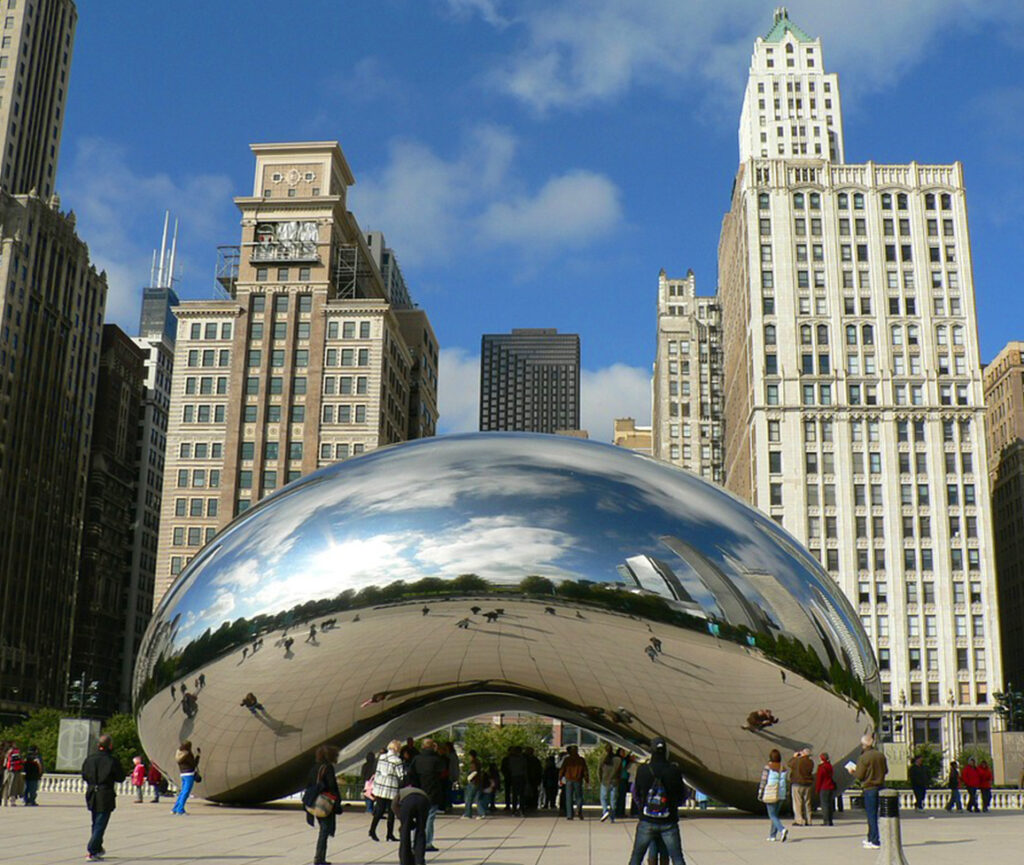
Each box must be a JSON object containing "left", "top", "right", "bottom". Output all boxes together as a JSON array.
[
  {"left": 627, "top": 737, "right": 689, "bottom": 865},
  {"left": 408, "top": 738, "right": 446, "bottom": 853},
  {"left": 81, "top": 735, "right": 126, "bottom": 861}
]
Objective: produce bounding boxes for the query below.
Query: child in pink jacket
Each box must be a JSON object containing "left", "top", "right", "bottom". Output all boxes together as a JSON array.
[{"left": 131, "top": 756, "right": 146, "bottom": 803}]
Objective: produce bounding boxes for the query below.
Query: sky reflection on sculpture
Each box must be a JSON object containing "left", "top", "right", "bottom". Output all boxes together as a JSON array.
[{"left": 136, "top": 433, "right": 879, "bottom": 809}]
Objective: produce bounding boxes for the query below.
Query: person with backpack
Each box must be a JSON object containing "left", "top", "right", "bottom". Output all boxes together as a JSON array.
[
  {"left": 757, "top": 748, "right": 789, "bottom": 842},
  {"left": 1, "top": 743, "right": 25, "bottom": 806},
  {"left": 626, "top": 737, "right": 690, "bottom": 865}
]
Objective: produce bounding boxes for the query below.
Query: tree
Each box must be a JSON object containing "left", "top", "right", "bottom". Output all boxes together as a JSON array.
[
  {"left": 911, "top": 742, "right": 943, "bottom": 786},
  {"left": 957, "top": 744, "right": 993, "bottom": 770},
  {"left": 0, "top": 708, "right": 61, "bottom": 772},
  {"left": 104, "top": 713, "right": 145, "bottom": 771},
  {"left": 518, "top": 576, "right": 555, "bottom": 595},
  {"left": 460, "top": 720, "right": 551, "bottom": 781}
]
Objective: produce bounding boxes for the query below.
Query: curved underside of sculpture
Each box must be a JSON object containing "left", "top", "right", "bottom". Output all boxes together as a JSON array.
[{"left": 134, "top": 433, "right": 879, "bottom": 811}]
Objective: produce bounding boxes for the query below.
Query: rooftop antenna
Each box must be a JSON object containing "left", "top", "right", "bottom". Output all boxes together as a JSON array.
[
  {"left": 156, "top": 211, "right": 170, "bottom": 288},
  {"left": 167, "top": 217, "right": 179, "bottom": 288}
]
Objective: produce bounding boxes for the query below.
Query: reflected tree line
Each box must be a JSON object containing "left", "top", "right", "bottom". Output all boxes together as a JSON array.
[{"left": 137, "top": 574, "right": 877, "bottom": 723}]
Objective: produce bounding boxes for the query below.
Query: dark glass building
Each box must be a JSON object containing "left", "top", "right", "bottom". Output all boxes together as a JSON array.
[
  {"left": 479, "top": 329, "right": 580, "bottom": 433},
  {"left": 139, "top": 286, "right": 179, "bottom": 342}
]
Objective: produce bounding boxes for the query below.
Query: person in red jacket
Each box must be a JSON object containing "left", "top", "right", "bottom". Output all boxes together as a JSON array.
[
  {"left": 147, "top": 763, "right": 164, "bottom": 803},
  {"left": 131, "top": 757, "right": 146, "bottom": 803},
  {"left": 976, "top": 760, "right": 994, "bottom": 812},
  {"left": 961, "top": 758, "right": 980, "bottom": 812},
  {"left": 815, "top": 752, "right": 837, "bottom": 826}
]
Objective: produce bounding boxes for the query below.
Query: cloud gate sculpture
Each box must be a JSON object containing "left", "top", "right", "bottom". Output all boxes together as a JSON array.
[{"left": 134, "top": 433, "right": 879, "bottom": 810}]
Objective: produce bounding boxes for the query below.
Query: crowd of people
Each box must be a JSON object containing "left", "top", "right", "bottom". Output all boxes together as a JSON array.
[{"left": 1, "top": 741, "right": 44, "bottom": 806}]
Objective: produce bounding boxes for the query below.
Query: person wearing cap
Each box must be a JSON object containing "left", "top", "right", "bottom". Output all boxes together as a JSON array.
[
  {"left": 627, "top": 737, "right": 689, "bottom": 865},
  {"left": 787, "top": 748, "right": 814, "bottom": 825}
]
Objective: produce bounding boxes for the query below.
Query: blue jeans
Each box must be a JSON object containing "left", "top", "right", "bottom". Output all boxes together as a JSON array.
[
  {"left": 424, "top": 804, "right": 439, "bottom": 845},
  {"left": 564, "top": 779, "right": 583, "bottom": 818},
  {"left": 23, "top": 777, "right": 39, "bottom": 805},
  {"left": 173, "top": 773, "right": 195, "bottom": 813},
  {"left": 863, "top": 787, "right": 880, "bottom": 845},
  {"left": 766, "top": 801, "right": 785, "bottom": 838},
  {"left": 464, "top": 783, "right": 483, "bottom": 818},
  {"left": 628, "top": 820, "right": 686, "bottom": 865},
  {"left": 599, "top": 783, "right": 617, "bottom": 820},
  {"left": 88, "top": 809, "right": 111, "bottom": 855}
]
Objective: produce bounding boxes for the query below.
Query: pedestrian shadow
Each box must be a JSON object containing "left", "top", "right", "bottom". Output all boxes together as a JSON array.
[
  {"left": 905, "top": 839, "right": 976, "bottom": 847},
  {"left": 253, "top": 711, "right": 301, "bottom": 737}
]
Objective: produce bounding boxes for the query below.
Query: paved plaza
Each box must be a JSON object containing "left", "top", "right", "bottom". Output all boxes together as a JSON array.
[{"left": 3, "top": 794, "right": 1023, "bottom": 865}]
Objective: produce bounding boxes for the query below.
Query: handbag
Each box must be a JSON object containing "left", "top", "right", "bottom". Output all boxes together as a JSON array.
[
  {"left": 303, "top": 765, "right": 339, "bottom": 819},
  {"left": 194, "top": 771, "right": 203, "bottom": 783},
  {"left": 761, "top": 779, "right": 779, "bottom": 803}
]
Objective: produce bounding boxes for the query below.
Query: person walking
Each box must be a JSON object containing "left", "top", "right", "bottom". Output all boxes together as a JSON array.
[
  {"left": 559, "top": 745, "right": 589, "bottom": 820},
  {"left": 485, "top": 761, "right": 501, "bottom": 815},
  {"left": 944, "top": 760, "right": 962, "bottom": 812},
  {"left": 408, "top": 738, "right": 447, "bottom": 853},
  {"left": 369, "top": 739, "right": 403, "bottom": 841},
  {"left": 909, "top": 755, "right": 930, "bottom": 810},
  {"left": 393, "top": 784, "right": 430, "bottom": 865},
  {"left": 815, "top": 752, "right": 836, "bottom": 826},
  {"left": 524, "top": 746, "right": 543, "bottom": 814},
  {"left": 304, "top": 744, "right": 341, "bottom": 865},
  {"left": 171, "top": 740, "right": 200, "bottom": 814},
  {"left": 626, "top": 737, "right": 689, "bottom": 865},
  {"left": 81, "top": 734, "right": 126, "bottom": 861},
  {"left": 616, "top": 750, "right": 631, "bottom": 818},
  {"left": 599, "top": 744, "right": 622, "bottom": 822},
  {"left": 505, "top": 745, "right": 528, "bottom": 815},
  {"left": 131, "top": 756, "right": 146, "bottom": 803},
  {"left": 757, "top": 748, "right": 789, "bottom": 841},
  {"left": 22, "top": 745, "right": 43, "bottom": 806},
  {"left": 853, "top": 733, "right": 888, "bottom": 850},
  {"left": 462, "top": 749, "right": 484, "bottom": 819},
  {"left": 977, "top": 759, "right": 993, "bottom": 812},
  {"left": 787, "top": 748, "right": 814, "bottom": 826},
  {"left": 962, "top": 757, "right": 980, "bottom": 812}
]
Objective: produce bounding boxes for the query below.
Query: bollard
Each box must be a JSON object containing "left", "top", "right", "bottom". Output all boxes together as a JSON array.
[{"left": 877, "top": 789, "right": 910, "bottom": 865}]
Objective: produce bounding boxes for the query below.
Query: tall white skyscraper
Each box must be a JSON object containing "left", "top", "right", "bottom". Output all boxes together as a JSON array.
[{"left": 719, "top": 9, "right": 1001, "bottom": 760}]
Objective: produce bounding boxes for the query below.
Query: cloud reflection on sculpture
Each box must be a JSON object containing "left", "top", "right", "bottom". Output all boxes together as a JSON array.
[{"left": 134, "top": 433, "right": 879, "bottom": 810}]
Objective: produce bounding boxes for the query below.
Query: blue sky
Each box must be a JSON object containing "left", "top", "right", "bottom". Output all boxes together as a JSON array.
[{"left": 60, "top": 1, "right": 1024, "bottom": 440}]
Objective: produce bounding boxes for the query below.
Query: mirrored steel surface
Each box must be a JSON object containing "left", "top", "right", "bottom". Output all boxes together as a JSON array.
[{"left": 134, "top": 433, "right": 879, "bottom": 810}]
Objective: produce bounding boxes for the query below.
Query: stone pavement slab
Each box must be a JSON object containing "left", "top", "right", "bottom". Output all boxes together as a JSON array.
[{"left": 1, "top": 795, "right": 1022, "bottom": 865}]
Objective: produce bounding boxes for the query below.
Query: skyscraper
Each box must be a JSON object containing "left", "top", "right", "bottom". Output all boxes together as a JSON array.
[
  {"left": 983, "top": 341, "right": 1024, "bottom": 688},
  {"left": 479, "top": 329, "right": 580, "bottom": 433},
  {"left": 0, "top": 0, "right": 109, "bottom": 714},
  {"left": 154, "top": 142, "right": 439, "bottom": 604},
  {"left": 70, "top": 325, "right": 145, "bottom": 717},
  {"left": 651, "top": 269, "right": 723, "bottom": 481},
  {"left": 0, "top": 0, "right": 77, "bottom": 198},
  {"left": 718, "top": 9, "right": 1001, "bottom": 755}
]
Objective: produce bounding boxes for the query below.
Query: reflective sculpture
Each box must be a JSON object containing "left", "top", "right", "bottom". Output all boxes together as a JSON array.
[{"left": 134, "top": 433, "right": 879, "bottom": 810}]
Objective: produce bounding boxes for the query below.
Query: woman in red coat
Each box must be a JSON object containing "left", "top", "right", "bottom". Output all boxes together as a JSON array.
[
  {"left": 815, "top": 753, "right": 837, "bottom": 826},
  {"left": 976, "top": 760, "right": 993, "bottom": 812},
  {"left": 961, "top": 758, "right": 980, "bottom": 812}
]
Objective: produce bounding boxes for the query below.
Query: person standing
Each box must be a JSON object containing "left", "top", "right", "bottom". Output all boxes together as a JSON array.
[
  {"left": 393, "top": 784, "right": 430, "bottom": 865},
  {"left": 757, "top": 748, "right": 789, "bottom": 842},
  {"left": 909, "top": 755, "right": 930, "bottom": 811},
  {"left": 505, "top": 746, "right": 528, "bottom": 815},
  {"left": 485, "top": 761, "right": 501, "bottom": 815},
  {"left": 542, "top": 755, "right": 558, "bottom": 809},
  {"left": 1, "top": 742, "right": 24, "bottom": 806},
  {"left": 977, "top": 759, "right": 993, "bottom": 812},
  {"left": 524, "top": 746, "right": 543, "bottom": 814},
  {"left": 944, "top": 760, "right": 962, "bottom": 812},
  {"left": 81, "top": 734, "right": 126, "bottom": 861},
  {"left": 22, "top": 745, "right": 43, "bottom": 806},
  {"left": 408, "top": 738, "right": 446, "bottom": 853},
  {"left": 369, "top": 740, "right": 403, "bottom": 841},
  {"left": 626, "top": 737, "right": 689, "bottom": 865},
  {"left": 305, "top": 744, "right": 341, "bottom": 865},
  {"left": 558, "top": 745, "right": 589, "bottom": 820},
  {"left": 361, "top": 750, "right": 378, "bottom": 813},
  {"left": 462, "top": 749, "right": 484, "bottom": 820},
  {"left": 147, "top": 763, "right": 164, "bottom": 803},
  {"left": 131, "top": 756, "right": 146, "bottom": 803},
  {"left": 787, "top": 748, "right": 814, "bottom": 826},
  {"left": 599, "top": 744, "right": 622, "bottom": 822},
  {"left": 172, "top": 740, "right": 200, "bottom": 814},
  {"left": 962, "top": 757, "right": 980, "bottom": 812},
  {"left": 853, "top": 733, "right": 888, "bottom": 850},
  {"left": 815, "top": 752, "right": 836, "bottom": 826},
  {"left": 615, "top": 750, "right": 631, "bottom": 818}
]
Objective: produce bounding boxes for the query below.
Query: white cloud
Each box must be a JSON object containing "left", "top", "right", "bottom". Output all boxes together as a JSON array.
[
  {"left": 438, "top": 349, "right": 650, "bottom": 442},
  {"left": 59, "top": 137, "right": 234, "bottom": 328},
  {"left": 581, "top": 363, "right": 651, "bottom": 443},
  {"left": 461, "top": 0, "right": 1024, "bottom": 112},
  {"left": 443, "top": 0, "right": 510, "bottom": 28},
  {"left": 438, "top": 347, "right": 481, "bottom": 433},
  {"left": 351, "top": 125, "right": 621, "bottom": 266},
  {"left": 479, "top": 170, "right": 621, "bottom": 248}
]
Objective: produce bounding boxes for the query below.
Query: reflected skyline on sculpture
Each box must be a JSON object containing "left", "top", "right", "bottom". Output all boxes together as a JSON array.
[{"left": 135, "top": 433, "right": 879, "bottom": 810}]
